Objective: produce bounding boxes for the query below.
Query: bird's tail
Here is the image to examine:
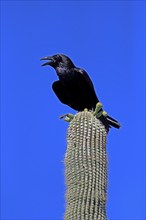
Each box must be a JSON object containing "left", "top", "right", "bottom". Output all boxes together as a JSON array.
[{"left": 106, "top": 115, "right": 121, "bottom": 129}]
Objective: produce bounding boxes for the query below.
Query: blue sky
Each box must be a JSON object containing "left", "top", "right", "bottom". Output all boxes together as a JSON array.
[{"left": 1, "top": 1, "right": 145, "bottom": 219}]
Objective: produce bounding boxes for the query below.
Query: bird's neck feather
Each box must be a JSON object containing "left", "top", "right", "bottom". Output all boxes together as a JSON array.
[{"left": 56, "top": 66, "right": 70, "bottom": 77}]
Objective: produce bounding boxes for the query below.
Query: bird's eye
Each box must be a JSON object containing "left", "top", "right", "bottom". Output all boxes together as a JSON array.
[
  {"left": 56, "top": 55, "right": 62, "bottom": 61},
  {"left": 59, "top": 62, "right": 64, "bottom": 67}
]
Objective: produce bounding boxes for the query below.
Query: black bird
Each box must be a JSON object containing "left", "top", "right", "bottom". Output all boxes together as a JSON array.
[{"left": 40, "top": 54, "right": 120, "bottom": 130}]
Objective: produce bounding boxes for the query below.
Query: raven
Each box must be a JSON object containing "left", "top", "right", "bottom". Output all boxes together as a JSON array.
[{"left": 40, "top": 54, "right": 120, "bottom": 130}]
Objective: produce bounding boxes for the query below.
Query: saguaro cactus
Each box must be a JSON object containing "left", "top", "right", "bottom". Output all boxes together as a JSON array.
[{"left": 64, "top": 110, "right": 108, "bottom": 220}]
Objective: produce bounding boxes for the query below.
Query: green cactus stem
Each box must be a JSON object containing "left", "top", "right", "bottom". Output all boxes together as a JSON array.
[{"left": 64, "top": 110, "right": 108, "bottom": 220}]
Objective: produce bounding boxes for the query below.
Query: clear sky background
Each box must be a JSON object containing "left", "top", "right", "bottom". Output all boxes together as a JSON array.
[{"left": 1, "top": 1, "right": 145, "bottom": 220}]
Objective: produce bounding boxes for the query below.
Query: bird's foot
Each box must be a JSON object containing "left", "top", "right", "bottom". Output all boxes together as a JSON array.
[
  {"left": 60, "top": 113, "right": 74, "bottom": 122},
  {"left": 93, "top": 102, "right": 108, "bottom": 118}
]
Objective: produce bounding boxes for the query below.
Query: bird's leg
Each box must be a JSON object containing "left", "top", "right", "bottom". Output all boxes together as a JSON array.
[
  {"left": 60, "top": 113, "right": 74, "bottom": 122},
  {"left": 93, "top": 102, "right": 108, "bottom": 118}
]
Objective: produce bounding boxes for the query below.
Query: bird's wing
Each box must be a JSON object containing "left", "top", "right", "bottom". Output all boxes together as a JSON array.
[
  {"left": 52, "top": 81, "right": 70, "bottom": 105},
  {"left": 75, "top": 68, "right": 95, "bottom": 90},
  {"left": 73, "top": 68, "right": 99, "bottom": 104}
]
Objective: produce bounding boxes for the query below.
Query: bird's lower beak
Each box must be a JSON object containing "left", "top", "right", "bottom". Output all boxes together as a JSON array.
[{"left": 40, "top": 56, "right": 55, "bottom": 66}]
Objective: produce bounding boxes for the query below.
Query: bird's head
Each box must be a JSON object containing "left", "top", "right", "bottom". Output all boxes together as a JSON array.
[{"left": 40, "top": 54, "right": 75, "bottom": 70}]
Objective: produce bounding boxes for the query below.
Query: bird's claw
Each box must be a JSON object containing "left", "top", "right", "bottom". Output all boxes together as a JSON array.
[{"left": 60, "top": 113, "right": 74, "bottom": 122}]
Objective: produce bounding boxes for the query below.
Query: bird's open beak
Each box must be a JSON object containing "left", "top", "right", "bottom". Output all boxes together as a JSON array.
[{"left": 40, "top": 56, "right": 55, "bottom": 66}]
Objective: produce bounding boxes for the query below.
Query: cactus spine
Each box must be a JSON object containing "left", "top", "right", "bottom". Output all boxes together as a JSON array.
[{"left": 65, "top": 110, "right": 108, "bottom": 220}]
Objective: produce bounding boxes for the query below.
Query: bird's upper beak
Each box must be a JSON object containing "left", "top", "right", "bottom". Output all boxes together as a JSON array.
[{"left": 40, "top": 56, "right": 55, "bottom": 66}]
